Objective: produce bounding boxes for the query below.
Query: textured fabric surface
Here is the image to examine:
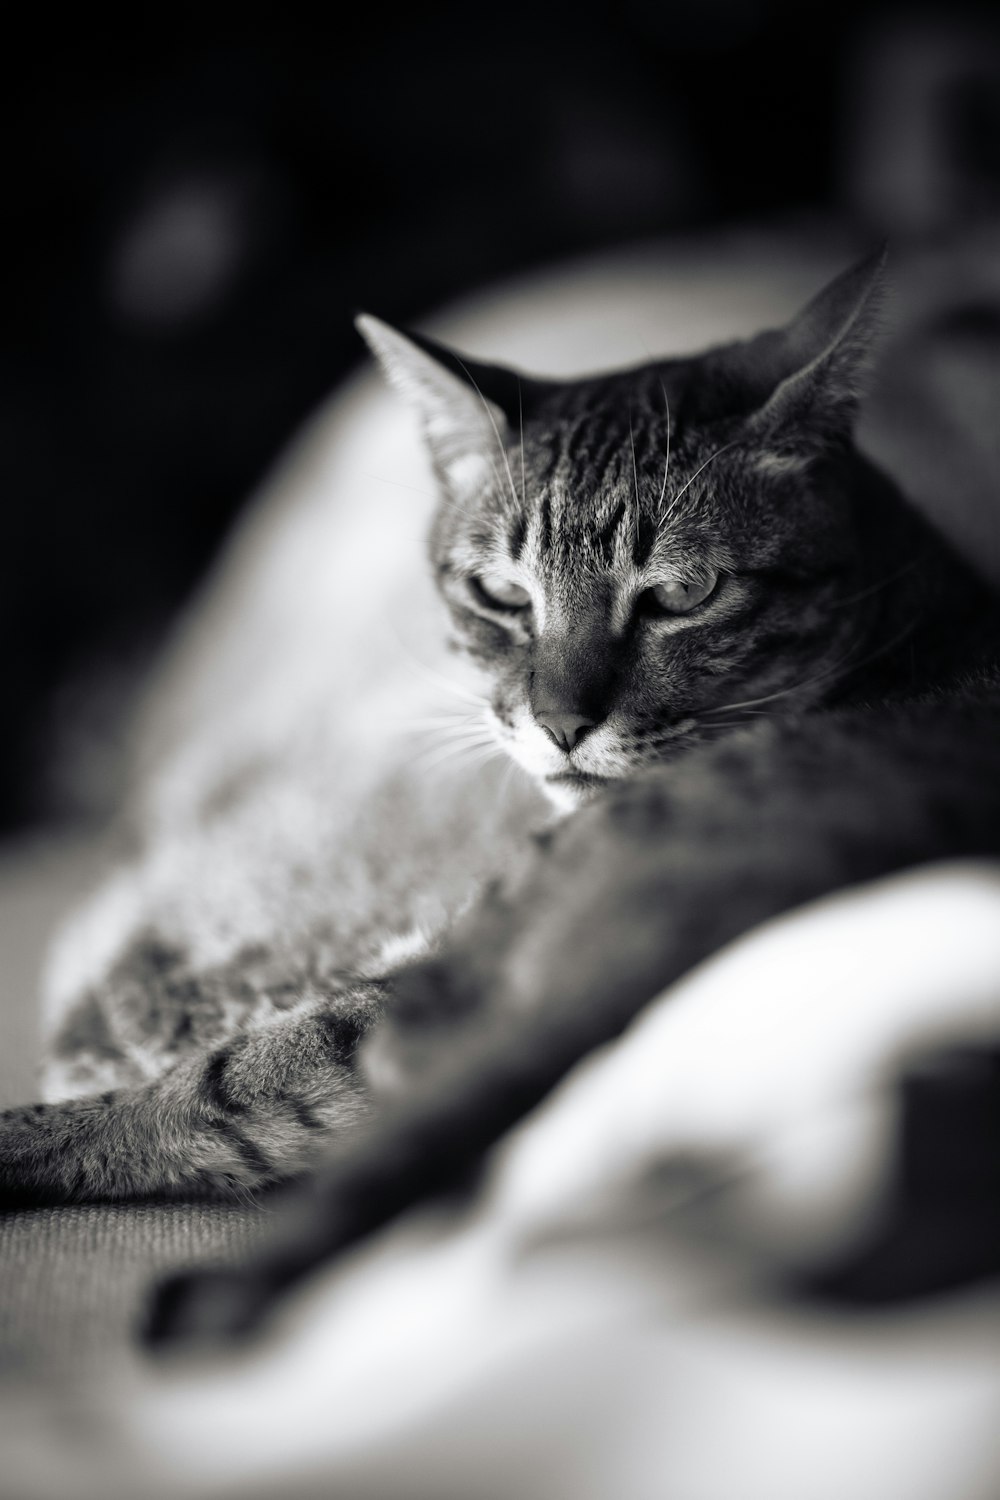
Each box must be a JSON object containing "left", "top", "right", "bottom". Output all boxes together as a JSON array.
[
  {"left": 0, "top": 1202, "right": 268, "bottom": 1384},
  {"left": 0, "top": 832, "right": 268, "bottom": 1389}
]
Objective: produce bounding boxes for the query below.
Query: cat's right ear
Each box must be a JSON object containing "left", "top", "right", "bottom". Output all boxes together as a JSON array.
[
  {"left": 356, "top": 314, "right": 523, "bottom": 496},
  {"left": 742, "top": 248, "right": 887, "bottom": 451}
]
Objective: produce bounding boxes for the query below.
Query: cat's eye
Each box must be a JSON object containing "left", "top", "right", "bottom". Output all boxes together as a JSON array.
[
  {"left": 642, "top": 569, "right": 719, "bottom": 616},
  {"left": 470, "top": 573, "right": 532, "bottom": 611}
]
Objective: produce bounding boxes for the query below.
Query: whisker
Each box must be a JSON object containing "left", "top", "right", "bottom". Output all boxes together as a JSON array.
[
  {"left": 450, "top": 748, "right": 509, "bottom": 782},
  {"left": 408, "top": 716, "right": 493, "bottom": 743},
  {"left": 483, "top": 451, "right": 508, "bottom": 508},
  {"left": 384, "top": 630, "right": 489, "bottom": 709},
  {"left": 657, "top": 375, "right": 672, "bottom": 517},
  {"left": 640, "top": 715, "right": 753, "bottom": 746},
  {"left": 827, "top": 558, "right": 921, "bottom": 610},
  {"left": 362, "top": 471, "right": 436, "bottom": 499},
  {"left": 825, "top": 614, "right": 924, "bottom": 686},
  {"left": 517, "top": 376, "right": 526, "bottom": 509},
  {"left": 661, "top": 438, "right": 741, "bottom": 528},
  {"left": 421, "top": 724, "right": 494, "bottom": 744},
  {"left": 416, "top": 737, "right": 504, "bottom": 776},
  {"left": 498, "top": 757, "right": 519, "bottom": 802},
  {"left": 399, "top": 673, "right": 488, "bottom": 711},
  {"left": 704, "top": 642, "right": 867, "bottom": 716},
  {"left": 452, "top": 354, "right": 521, "bottom": 517},
  {"left": 705, "top": 614, "right": 922, "bottom": 717},
  {"left": 393, "top": 713, "right": 485, "bottom": 730},
  {"left": 628, "top": 403, "right": 640, "bottom": 552},
  {"left": 407, "top": 719, "right": 494, "bottom": 748},
  {"left": 388, "top": 718, "right": 488, "bottom": 741},
  {"left": 412, "top": 739, "right": 481, "bottom": 773}
]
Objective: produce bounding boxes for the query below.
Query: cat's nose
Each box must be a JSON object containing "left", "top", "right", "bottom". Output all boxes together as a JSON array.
[{"left": 534, "top": 710, "right": 597, "bottom": 753}]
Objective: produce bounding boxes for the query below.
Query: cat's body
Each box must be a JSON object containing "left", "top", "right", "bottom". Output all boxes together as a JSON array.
[{"left": 4, "top": 240, "right": 1000, "bottom": 1231}]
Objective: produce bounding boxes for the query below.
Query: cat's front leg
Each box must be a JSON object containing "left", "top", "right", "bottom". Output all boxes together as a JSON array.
[{"left": 0, "top": 983, "right": 386, "bottom": 1209}]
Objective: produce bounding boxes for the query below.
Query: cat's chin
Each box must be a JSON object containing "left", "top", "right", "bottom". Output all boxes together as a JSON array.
[{"left": 541, "top": 771, "right": 613, "bottom": 812}]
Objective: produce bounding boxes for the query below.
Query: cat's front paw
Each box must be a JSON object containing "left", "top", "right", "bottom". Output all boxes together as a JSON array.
[{"left": 143, "top": 1263, "right": 277, "bottom": 1350}]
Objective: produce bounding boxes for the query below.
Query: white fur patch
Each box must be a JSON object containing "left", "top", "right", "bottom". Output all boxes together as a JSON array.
[
  {"left": 754, "top": 451, "right": 812, "bottom": 478},
  {"left": 443, "top": 451, "right": 491, "bottom": 495},
  {"left": 371, "top": 925, "right": 435, "bottom": 972}
]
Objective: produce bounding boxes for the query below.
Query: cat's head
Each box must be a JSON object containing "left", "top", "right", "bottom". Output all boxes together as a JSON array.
[{"left": 359, "top": 252, "right": 887, "bottom": 808}]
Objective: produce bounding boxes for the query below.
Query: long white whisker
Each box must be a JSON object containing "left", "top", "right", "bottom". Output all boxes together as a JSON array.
[
  {"left": 453, "top": 354, "right": 521, "bottom": 517},
  {"left": 398, "top": 670, "right": 488, "bottom": 710},
  {"left": 661, "top": 439, "right": 740, "bottom": 528},
  {"left": 705, "top": 641, "right": 867, "bottom": 716},
  {"left": 408, "top": 716, "right": 493, "bottom": 742},
  {"left": 483, "top": 451, "right": 507, "bottom": 506},
  {"left": 412, "top": 735, "right": 486, "bottom": 768},
  {"left": 705, "top": 616, "right": 921, "bottom": 716},
  {"left": 416, "top": 743, "right": 498, "bottom": 771},
  {"left": 384, "top": 630, "right": 489, "bottom": 709},
  {"left": 827, "top": 614, "right": 924, "bottom": 686},
  {"left": 362, "top": 471, "right": 436, "bottom": 499},
  {"left": 517, "top": 376, "right": 526, "bottom": 509},
  {"left": 827, "top": 558, "right": 921, "bottom": 610},
  {"left": 498, "top": 756, "right": 519, "bottom": 802},
  {"left": 406, "top": 715, "right": 493, "bottom": 743},
  {"left": 394, "top": 713, "right": 486, "bottom": 730},
  {"left": 657, "top": 375, "right": 672, "bottom": 517},
  {"left": 416, "top": 723, "right": 493, "bottom": 744},
  {"left": 389, "top": 719, "right": 489, "bottom": 742},
  {"left": 628, "top": 403, "right": 640, "bottom": 551},
  {"left": 417, "top": 737, "right": 504, "bottom": 776}
]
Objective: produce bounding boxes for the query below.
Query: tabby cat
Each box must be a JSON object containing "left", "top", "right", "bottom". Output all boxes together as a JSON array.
[{"left": 3, "top": 252, "right": 1000, "bottom": 1307}]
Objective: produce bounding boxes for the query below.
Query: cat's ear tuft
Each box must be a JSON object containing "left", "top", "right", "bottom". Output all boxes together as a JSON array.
[
  {"left": 356, "top": 314, "right": 522, "bottom": 496},
  {"left": 747, "top": 247, "right": 887, "bottom": 449}
]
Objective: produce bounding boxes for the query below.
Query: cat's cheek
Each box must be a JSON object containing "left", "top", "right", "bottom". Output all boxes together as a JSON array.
[{"left": 486, "top": 683, "right": 523, "bottom": 736}]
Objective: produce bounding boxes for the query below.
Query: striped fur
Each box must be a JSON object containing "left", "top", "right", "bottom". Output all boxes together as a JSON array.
[{"left": 1, "top": 986, "right": 383, "bottom": 1205}]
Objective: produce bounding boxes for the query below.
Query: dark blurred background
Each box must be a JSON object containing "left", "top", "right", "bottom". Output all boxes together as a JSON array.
[{"left": 5, "top": 1, "right": 1000, "bottom": 829}]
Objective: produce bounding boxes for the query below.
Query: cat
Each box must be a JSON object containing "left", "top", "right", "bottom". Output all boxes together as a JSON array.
[{"left": 3, "top": 250, "right": 1000, "bottom": 1246}]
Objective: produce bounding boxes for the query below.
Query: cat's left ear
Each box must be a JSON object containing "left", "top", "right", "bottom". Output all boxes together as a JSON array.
[
  {"left": 356, "top": 314, "right": 531, "bottom": 496},
  {"left": 746, "top": 248, "right": 887, "bottom": 449}
]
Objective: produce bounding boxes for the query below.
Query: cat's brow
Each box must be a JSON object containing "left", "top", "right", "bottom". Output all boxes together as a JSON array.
[
  {"left": 537, "top": 490, "right": 554, "bottom": 554},
  {"left": 507, "top": 509, "right": 529, "bottom": 560},
  {"left": 595, "top": 497, "right": 628, "bottom": 556}
]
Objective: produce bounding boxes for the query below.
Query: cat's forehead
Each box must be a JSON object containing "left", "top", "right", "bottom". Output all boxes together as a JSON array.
[
  {"left": 526, "top": 365, "right": 681, "bottom": 476},
  {"left": 515, "top": 358, "right": 731, "bottom": 504},
  {"left": 438, "top": 353, "right": 770, "bottom": 590},
  {"left": 495, "top": 362, "right": 725, "bottom": 571}
]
